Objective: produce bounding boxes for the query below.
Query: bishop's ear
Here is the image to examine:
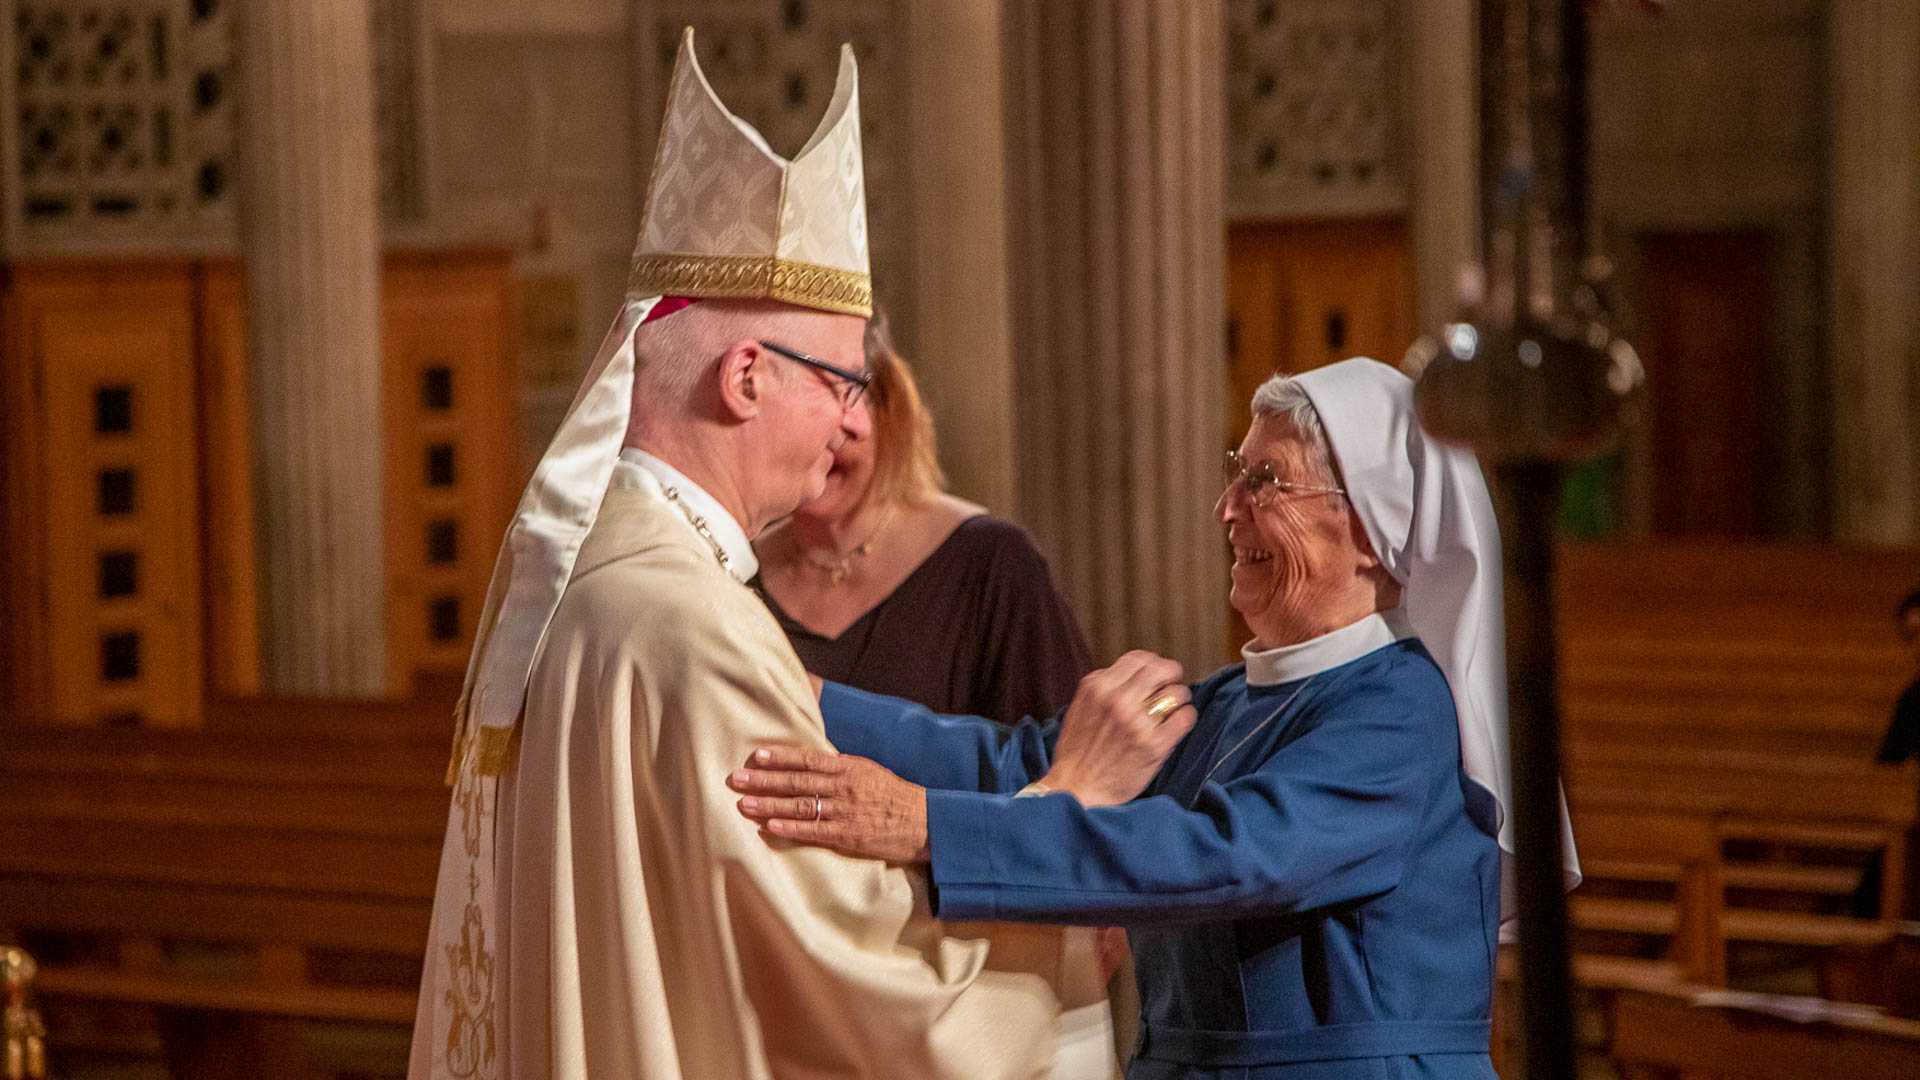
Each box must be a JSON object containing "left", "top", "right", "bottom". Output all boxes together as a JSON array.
[{"left": 714, "top": 339, "right": 769, "bottom": 422}]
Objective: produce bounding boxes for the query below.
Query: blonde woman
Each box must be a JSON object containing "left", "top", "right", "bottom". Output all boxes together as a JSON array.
[{"left": 752, "top": 313, "right": 1092, "bottom": 722}]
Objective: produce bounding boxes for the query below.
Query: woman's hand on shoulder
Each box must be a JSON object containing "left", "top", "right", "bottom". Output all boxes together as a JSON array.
[{"left": 729, "top": 747, "right": 931, "bottom": 864}]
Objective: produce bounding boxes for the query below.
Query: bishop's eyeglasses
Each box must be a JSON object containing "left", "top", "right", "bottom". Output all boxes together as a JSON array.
[
  {"left": 759, "top": 340, "right": 870, "bottom": 409},
  {"left": 1221, "top": 450, "right": 1348, "bottom": 507}
]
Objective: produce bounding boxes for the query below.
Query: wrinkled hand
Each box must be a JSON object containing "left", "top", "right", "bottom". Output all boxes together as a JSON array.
[
  {"left": 729, "top": 747, "right": 931, "bottom": 864},
  {"left": 1043, "top": 650, "right": 1197, "bottom": 807}
]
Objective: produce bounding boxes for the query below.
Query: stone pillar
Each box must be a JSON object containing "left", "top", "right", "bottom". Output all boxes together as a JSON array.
[
  {"left": 234, "top": 1, "right": 389, "bottom": 694},
  {"left": 1827, "top": 0, "right": 1920, "bottom": 543},
  {"left": 905, "top": 0, "right": 1016, "bottom": 512},
  {"left": 1000, "top": 0, "right": 1228, "bottom": 671},
  {"left": 1408, "top": 0, "right": 1478, "bottom": 335}
]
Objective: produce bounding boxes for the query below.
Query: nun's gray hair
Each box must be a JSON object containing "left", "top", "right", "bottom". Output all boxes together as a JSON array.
[{"left": 1250, "top": 373, "right": 1345, "bottom": 491}]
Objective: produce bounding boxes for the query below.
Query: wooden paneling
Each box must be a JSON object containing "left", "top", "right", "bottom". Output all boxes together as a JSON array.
[
  {"left": 381, "top": 249, "right": 519, "bottom": 683},
  {"left": 1640, "top": 232, "right": 1771, "bottom": 538},
  {"left": 2, "top": 263, "right": 206, "bottom": 727},
  {"left": 195, "top": 262, "right": 262, "bottom": 697}
]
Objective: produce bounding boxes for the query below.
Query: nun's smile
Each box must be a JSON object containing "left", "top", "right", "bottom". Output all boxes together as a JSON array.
[{"left": 1215, "top": 414, "right": 1385, "bottom": 649}]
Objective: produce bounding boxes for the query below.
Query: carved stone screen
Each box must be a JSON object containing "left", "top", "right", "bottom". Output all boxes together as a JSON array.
[
  {"left": 5, "top": 0, "right": 234, "bottom": 252},
  {"left": 4, "top": 0, "right": 428, "bottom": 254},
  {"left": 1225, "top": 0, "right": 1405, "bottom": 221}
]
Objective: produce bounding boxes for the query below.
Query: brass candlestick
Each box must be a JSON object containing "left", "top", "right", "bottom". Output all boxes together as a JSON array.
[{"left": 2, "top": 947, "right": 46, "bottom": 1080}]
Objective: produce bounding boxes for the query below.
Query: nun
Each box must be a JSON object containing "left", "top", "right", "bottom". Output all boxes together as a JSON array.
[{"left": 730, "top": 358, "right": 1575, "bottom": 1079}]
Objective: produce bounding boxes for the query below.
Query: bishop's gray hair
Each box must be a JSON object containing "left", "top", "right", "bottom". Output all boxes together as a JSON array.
[
  {"left": 629, "top": 299, "right": 799, "bottom": 414},
  {"left": 1249, "top": 374, "right": 1345, "bottom": 492}
]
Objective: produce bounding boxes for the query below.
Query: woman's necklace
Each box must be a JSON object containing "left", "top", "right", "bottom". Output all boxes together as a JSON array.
[
  {"left": 1194, "top": 674, "right": 1314, "bottom": 793},
  {"left": 799, "top": 503, "right": 896, "bottom": 585}
]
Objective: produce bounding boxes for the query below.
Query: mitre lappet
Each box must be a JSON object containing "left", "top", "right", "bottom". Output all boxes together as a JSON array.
[{"left": 449, "top": 27, "right": 872, "bottom": 780}]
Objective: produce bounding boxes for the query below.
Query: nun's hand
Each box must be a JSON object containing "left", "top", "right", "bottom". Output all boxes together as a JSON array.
[
  {"left": 1040, "top": 651, "right": 1197, "bottom": 807},
  {"left": 729, "top": 747, "right": 931, "bottom": 865}
]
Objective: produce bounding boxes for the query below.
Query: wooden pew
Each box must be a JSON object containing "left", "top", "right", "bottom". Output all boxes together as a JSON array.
[
  {"left": 1819, "top": 925, "right": 1920, "bottom": 1020},
  {"left": 1567, "top": 788, "right": 1909, "bottom": 961},
  {"left": 1610, "top": 987, "right": 1920, "bottom": 1080},
  {"left": 1569, "top": 807, "right": 1727, "bottom": 986},
  {"left": 0, "top": 698, "right": 452, "bottom": 1075},
  {"left": 1492, "top": 809, "right": 1725, "bottom": 1076},
  {"left": 1568, "top": 765, "right": 1913, "bottom": 922},
  {"left": 1558, "top": 543, "right": 1920, "bottom": 965}
]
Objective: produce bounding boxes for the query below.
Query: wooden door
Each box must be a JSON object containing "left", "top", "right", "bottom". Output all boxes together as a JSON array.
[
  {"left": 1226, "top": 219, "right": 1412, "bottom": 447},
  {"left": 1639, "top": 232, "right": 1770, "bottom": 537},
  {"left": 3, "top": 263, "right": 205, "bottom": 726},
  {"left": 381, "top": 250, "right": 520, "bottom": 686}
]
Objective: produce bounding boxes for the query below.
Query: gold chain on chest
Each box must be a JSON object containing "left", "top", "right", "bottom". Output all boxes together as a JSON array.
[{"left": 660, "top": 486, "right": 734, "bottom": 576}]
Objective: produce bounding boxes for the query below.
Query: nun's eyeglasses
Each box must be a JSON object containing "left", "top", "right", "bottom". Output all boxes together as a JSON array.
[
  {"left": 1222, "top": 451, "right": 1347, "bottom": 507},
  {"left": 759, "top": 340, "right": 870, "bottom": 409}
]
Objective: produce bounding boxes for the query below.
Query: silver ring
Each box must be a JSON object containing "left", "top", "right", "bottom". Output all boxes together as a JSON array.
[{"left": 813, "top": 796, "right": 822, "bottom": 821}]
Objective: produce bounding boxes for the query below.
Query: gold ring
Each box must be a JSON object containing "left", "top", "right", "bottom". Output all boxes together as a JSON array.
[
  {"left": 1145, "top": 692, "right": 1181, "bottom": 722},
  {"left": 813, "top": 796, "right": 822, "bottom": 821}
]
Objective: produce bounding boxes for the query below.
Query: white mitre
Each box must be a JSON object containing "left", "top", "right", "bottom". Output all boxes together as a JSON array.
[{"left": 449, "top": 27, "right": 871, "bottom": 778}]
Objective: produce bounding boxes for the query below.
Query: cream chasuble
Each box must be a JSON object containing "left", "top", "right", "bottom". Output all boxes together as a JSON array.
[{"left": 410, "top": 462, "right": 1108, "bottom": 1079}]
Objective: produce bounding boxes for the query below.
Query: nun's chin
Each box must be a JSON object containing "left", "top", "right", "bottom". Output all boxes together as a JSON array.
[{"left": 1227, "top": 561, "right": 1273, "bottom": 619}]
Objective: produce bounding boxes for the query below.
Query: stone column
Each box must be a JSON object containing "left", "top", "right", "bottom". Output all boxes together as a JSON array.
[
  {"left": 1408, "top": 0, "right": 1478, "bottom": 335},
  {"left": 905, "top": 0, "right": 1017, "bottom": 512},
  {"left": 1000, "top": 0, "right": 1228, "bottom": 672},
  {"left": 234, "top": 1, "right": 389, "bottom": 694},
  {"left": 1827, "top": 0, "right": 1920, "bottom": 543}
]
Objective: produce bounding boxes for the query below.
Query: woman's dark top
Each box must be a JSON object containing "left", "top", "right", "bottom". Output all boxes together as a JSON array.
[
  {"left": 1880, "top": 678, "right": 1920, "bottom": 763},
  {"left": 758, "top": 515, "right": 1093, "bottom": 723}
]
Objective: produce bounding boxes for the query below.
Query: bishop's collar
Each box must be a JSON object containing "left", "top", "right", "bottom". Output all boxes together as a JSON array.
[{"left": 616, "top": 448, "right": 758, "bottom": 582}]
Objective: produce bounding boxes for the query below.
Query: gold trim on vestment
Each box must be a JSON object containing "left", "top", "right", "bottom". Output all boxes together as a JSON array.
[
  {"left": 475, "top": 724, "right": 516, "bottom": 777},
  {"left": 627, "top": 253, "right": 872, "bottom": 317},
  {"left": 443, "top": 759, "right": 498, "bottom": 1075}
]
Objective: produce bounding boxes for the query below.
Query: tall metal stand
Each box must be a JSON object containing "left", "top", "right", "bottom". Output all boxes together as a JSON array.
[
  {"left": 1405, "top": 2, "right": 1646, "bottom": 1076},
  {"left": 1496, "top": 463, "right": 1577, "bottom": 1079}
]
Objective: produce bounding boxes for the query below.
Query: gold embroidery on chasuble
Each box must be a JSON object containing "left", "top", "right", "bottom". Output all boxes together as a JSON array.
[{"left": 442, "top": 761, "right": 497, "bottom": 1078}]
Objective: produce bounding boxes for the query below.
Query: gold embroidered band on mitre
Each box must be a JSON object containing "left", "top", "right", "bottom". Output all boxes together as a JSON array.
[{"left": 627, "top": 253, "right": 872, "bottom": 318}]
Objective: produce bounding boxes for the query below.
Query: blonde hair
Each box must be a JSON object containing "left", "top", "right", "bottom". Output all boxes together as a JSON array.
[{"left": 863, "top": 311, "right": 946, "bottom": 507}]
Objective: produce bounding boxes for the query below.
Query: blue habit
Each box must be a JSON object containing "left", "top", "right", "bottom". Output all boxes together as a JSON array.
[{"left": 821, "top": 622, "right": 1502, "bottom": 1080}]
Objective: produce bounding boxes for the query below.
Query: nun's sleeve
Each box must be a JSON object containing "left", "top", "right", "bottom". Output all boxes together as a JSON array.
[
  {"left": 922, "top": 666, "right": 1455, "bottom": 925},
  {"left": 821, "top": 682, "right": 1062, "bottom": 794}
]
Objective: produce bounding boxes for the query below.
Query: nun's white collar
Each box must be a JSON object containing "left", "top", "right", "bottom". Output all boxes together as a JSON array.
[{"left": 1242, "top": 607, "right": 1415, "bottom": 686}]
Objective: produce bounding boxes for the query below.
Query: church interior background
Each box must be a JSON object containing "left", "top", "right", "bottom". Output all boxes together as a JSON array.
[{"left": 1, "top": 0, "right": 1917, "bottom": 1077}]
